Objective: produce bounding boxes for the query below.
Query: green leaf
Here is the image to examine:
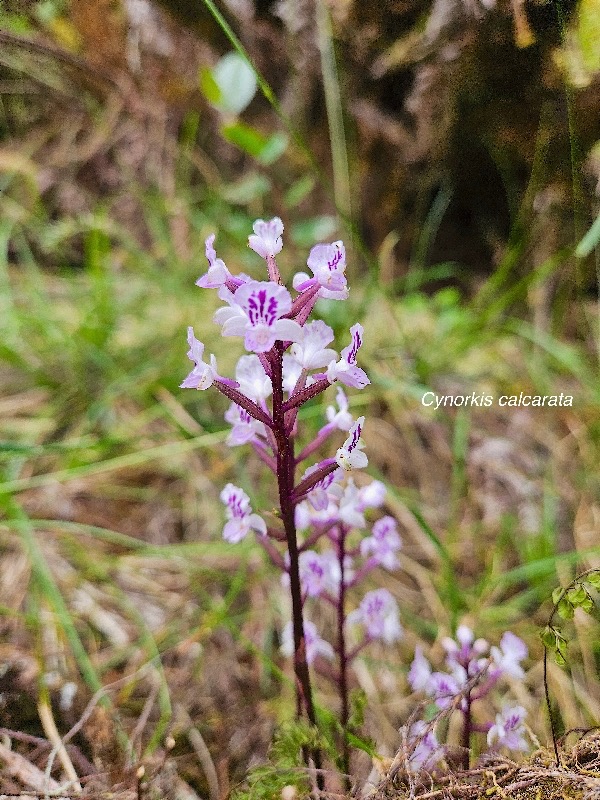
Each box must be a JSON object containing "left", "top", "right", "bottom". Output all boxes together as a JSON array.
[
  {"left": 554, "top": 629, "right": 567, "bottom": 644},
  {"left": 580, "top": 593, "right": 594, "bottom": 613},
  {"left": 552, "top": 587, "right": 565, "bottom": 605},
  {"left": 557, "top": 598, "right": 575, "bottom": 619},
  {"left": 555, "top": 635, "right": 568, "bottom": 661},
  {"left": 540, "top": 625, "right": 557, "bottom": 649},
  {"left": 346, "top": 731, "right": 377, "bottom": 757},
  {"left": 348, "top": 688, "right": 368, "bottom": 729},
  {"left": 284, "top": 176, "right": 316, "bottom": 208},
  {"left": 221, "top": 173, "right": 271, "bottom": 204},
  {"left": 221, "top": 121, "right": 264, "bottom": 156},
  {"left": 199, "top": 66, "right": 223, "bottom": 106},
  {"left": 257, "top": 132, "right": 288, "bottom": 165},
  {"left": 578, "top": 0, "right": 600, "bottom": 73},
  {"left": 211, "top": 52, "right": 257, "bottom": 115},
  {"left": 575, "top": 212, "right": 600, "bottom": 258},
  {"left": 586, "top": 571, "right": 600, "bottom": 590},
  {"left": 555, "top": 650, "right": 567, "bottom": 667},
  {"left": 290, "top": 216, "right": 338, "bottom": 247},
  {"left": 566, "top": 584, "right": 587, "bottom": 606}
]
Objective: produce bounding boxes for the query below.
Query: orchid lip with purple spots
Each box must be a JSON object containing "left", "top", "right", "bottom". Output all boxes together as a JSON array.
[
  {"left": 306, "top": 241, "right": 348, "bottom": 299},
  {"left": 216, "top": 280, "right": 303, "bottom": 353},
  {"left": 224, "top": 403, "right": 265, "bottom": 446}
]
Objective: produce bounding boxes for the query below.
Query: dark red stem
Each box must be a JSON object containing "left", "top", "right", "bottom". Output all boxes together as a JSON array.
[
  {"left": 271, "top": 342, "right": 323, "bottom": 781},
  {"left": 292, "top": 459, "right": 338, "bottom": 503},
  {"left": 336, "top": 524, "right": 351, "bottom": 787},
  {"left": 460, "top": 691, "right": 472, "bottom": 770},
  {"left": 214, "top": 380, "right": 273, "bottom": 428},
  {"left": 283, "top": 378, "right": 331, "bottom": 412}
]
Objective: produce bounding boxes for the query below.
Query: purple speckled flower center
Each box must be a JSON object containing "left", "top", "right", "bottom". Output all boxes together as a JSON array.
[
  {"left": 348, "top": 423, "right": 362, "bottom": 452},
  {"left": 328, "top": 249, "right": 343, "bottom": 271},
  {"left": 367, "top": 596, "right": 384, "bottom": 615},
  {"left": 227, "top": 494, "right": 246, "bottom": 519},
  {"left": 346, "top": 329, "right": 362, "bottom": 363},
  {"left": 246, "top": 289, "right": 279, "bottom": 327},
  {"left": 308, "top": 561, "right": 324, "bottom": 579}
]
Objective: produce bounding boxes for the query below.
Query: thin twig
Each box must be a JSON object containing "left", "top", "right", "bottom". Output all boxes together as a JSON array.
[
  {"left": 176, "top": 705, "right": 220, "bottom": 800},
  {"left": 37, "top": 701, "right": 81, "bottom": 794}
]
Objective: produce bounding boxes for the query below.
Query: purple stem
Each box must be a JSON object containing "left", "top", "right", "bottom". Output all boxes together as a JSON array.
[
  {"left": 298, "top": 521, "right": 337, "bottom": 552},
  {"left": 347, "top": 637, "right": 371, "bottom": 662},
  {"left": 295, "top": 423, "right": 335, "bottom": 464},
  {"left": 214, "top": 381, "right": 273, "bottom": 428},
  {"left": 258, "top": 352, "right": 273, "bottom": 378},
  {"left": 288, "top": 283, "right": 320, "bottom": 319},
  {"left": 296, "top": 293, "right": 320, "bottom": 326},
  {"left": 470, "top": 672, "right": 499, "bottom": 701},
  {"left": 283, "top": 378, "right": 331, "bottom": 412},
  {"left": 256, "top": 535, "right": 286, "bottom": 569},
  {"left": 292, "top": 459, "right": 338, "bottom": 503},
  {"left": 251, "top": 440, "right": 277, "bottom": 472},
  {"left": 336, "top": 524, "right": 351, "bottom": 786},
  {"left": 266, "top": 254, "right": 282, "bottom": 284},
  {"left": 271, "top": 341, "right": 323, "bottom": 780},
  {"left": 460, "top": 690, "right": 472, "bottom": 770},
  {"left": 346, "top": 559, "right": 376, "bottom": 588}
]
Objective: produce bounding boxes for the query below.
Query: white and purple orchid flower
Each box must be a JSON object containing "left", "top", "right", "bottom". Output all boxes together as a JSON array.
[
  {"left": 360, "top": 515, "right": 402, "bottom": 570},
  {"left": 220, "top": 483, "right": 266, "bottom": 543},
  {"left": 293, "top": 240, "right": 348, "bottom": 300},
  {"left": 327, "top": 323, "right": 370, "bottom": 389},
  {"left": 215, "top": 280, "right": 303, "bottom": 354},
  {"left": 336, "top": 416, "right": 368, "bottom": 471},
  {"left": 487, "top": 705, "right": 528, "bottom": 751},
  {"left": 180, "top": 327, "right": 220, "bottom": 390},
  {"left": 348, "top": 588, "right": 402, "bottom": 644},
  {"left": 280, "top": 620, "right": 334, "bottom": 664},
  {"left": 248, "top": 217, "right": 284, "bottom": 259}
]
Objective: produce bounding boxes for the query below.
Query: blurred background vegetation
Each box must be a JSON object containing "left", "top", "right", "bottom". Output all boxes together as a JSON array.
[{"left": 1, "top": 0, "right": 600, "bottom": 796}]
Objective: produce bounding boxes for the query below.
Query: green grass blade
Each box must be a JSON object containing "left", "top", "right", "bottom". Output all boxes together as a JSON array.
[{"left": 0, "top": 430, "right": 227, "bottom": 495}]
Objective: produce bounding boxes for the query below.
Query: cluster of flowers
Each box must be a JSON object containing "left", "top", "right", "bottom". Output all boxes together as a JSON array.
[
  {"left": 181, "top": 217, "right": 402, "bottom": 677},
  {"left": 406, "top": 625, "right": 529, "bottom": 769},
  {"left": 280, "top": 477, "right": 404, "bottom": 662}
]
